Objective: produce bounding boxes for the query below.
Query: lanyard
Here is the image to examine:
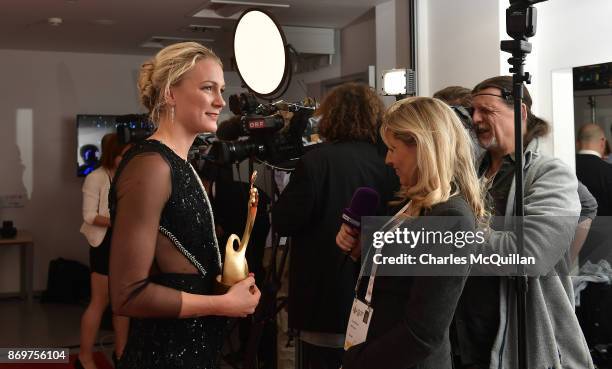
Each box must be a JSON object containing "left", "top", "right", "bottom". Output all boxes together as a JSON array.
[{"left": 355, "top": 201, "right": 412, "bottom": 305}]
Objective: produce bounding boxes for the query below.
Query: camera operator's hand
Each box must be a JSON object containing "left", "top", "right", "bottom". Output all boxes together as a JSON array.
[
  {"left": 336, "top": 224, "right": 361, "bottom": 261},
  {"left": 222, "top": 273, "right": 261, "bottom": 318}
]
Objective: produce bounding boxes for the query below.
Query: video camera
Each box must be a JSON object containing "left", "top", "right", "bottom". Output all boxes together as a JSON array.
[
  {"left": 116, "top": 114, "right": 155, "bottom": 144},
  {"left": 209, "top": 93, "right": 319, "bottom": 168}
]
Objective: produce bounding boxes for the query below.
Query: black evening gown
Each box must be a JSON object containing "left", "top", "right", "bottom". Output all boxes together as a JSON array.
[{"left": 109, "top": 140, "right": 227, "bottom": 369}]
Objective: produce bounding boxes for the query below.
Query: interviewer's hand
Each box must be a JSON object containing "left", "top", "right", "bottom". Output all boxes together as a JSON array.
[
  {"left": 223, "top": 273, "right": 261, "bottom": 317},
  {"left": 336, "top": 224, "right": 361, "bottom": 261}
]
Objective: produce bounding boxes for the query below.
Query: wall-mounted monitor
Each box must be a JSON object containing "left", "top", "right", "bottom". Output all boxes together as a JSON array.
[
  {"left": 76, "top": 114, "right": 116, "bottom": 177},
  {"left": 76, "top": 114, "right": 154, "bottom": 177}
]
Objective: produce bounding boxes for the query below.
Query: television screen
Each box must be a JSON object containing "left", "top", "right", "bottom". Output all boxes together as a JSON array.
[
  {"left": 76, "top": 115, "right": 116, "bottom": 177},
  {"left": 76, "top": 114, "right": 154, "bottom": 177}
]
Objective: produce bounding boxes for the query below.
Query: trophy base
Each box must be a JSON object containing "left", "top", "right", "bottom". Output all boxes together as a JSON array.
[{"left": 213, "top": 275, "right": 232, "bottom": 295}]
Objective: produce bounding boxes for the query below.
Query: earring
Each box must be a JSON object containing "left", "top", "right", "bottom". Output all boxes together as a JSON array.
[{"left": 171, "top": 106, "right": 175, "bottom": 123}]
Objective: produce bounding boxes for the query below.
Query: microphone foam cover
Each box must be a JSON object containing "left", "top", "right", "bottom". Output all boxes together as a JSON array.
[{"left": 342, "top": 187, "right": 380, "bottom": 229}]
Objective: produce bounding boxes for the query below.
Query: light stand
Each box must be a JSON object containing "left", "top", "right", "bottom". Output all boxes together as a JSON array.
[
  {"left": 499, "top": 1, "right": 547, "bottom": 368},
  {"left": 242, "top": 166, "right": 291, "bottom": 369}
]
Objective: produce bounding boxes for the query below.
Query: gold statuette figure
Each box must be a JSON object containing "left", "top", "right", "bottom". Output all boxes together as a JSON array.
[{"left": 215, "top": 171, "right": 259, "bottom": 293}]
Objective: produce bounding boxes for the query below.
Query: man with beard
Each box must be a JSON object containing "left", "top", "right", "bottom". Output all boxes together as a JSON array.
[{"left": 453, "top": 76, "right": 594, "bottom": 369}]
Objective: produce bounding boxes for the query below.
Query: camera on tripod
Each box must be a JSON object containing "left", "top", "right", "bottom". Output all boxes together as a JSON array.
[{"left": 209, "top": 92, "right": 319, "bottom": 168}]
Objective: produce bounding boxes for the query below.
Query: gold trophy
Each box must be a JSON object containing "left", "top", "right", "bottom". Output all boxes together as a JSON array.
[{"left": 214, "top": 171, "right": 259, "bottom": 294}]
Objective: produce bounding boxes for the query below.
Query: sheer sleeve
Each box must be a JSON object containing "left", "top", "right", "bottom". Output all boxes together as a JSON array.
[{"left": 109, "top": 152, "right": 182, "bottom": 318}]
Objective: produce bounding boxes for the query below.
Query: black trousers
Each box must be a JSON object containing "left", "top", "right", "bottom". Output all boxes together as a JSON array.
[{"left": 297, "top": 339, "right": 343, "bottom": 369}]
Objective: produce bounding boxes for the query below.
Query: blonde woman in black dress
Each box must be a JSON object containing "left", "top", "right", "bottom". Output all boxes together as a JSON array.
[{"left": 108, "top": 42, "right": 261, "bottom": 369}]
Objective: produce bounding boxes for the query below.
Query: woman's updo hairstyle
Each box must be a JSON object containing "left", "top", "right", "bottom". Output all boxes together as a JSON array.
[{"left": 137, "top": 42, "right": 222, "bottom": 124}]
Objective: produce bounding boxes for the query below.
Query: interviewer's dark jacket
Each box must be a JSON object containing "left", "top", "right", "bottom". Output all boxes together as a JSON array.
[
  {"left": 272, "top": 140, "right": 397, "bottom": 334},
  {"left": 343, "top": 195, "right": 473, "bottom": 369}
]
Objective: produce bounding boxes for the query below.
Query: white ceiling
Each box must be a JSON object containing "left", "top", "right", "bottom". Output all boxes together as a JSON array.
[{"left": 0, "top": 0, "right": 387, "bottom": 57}]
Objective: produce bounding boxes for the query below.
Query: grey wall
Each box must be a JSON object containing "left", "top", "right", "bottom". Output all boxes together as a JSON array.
[
  {"left": 416, "top": 0, "right": 501, "bottom": 97},
  {"left": 341, "top": 9, "right": 376, "bottom": 77},
  {"left": 0, "top": 49, "right": 147, "bottom": 293}
]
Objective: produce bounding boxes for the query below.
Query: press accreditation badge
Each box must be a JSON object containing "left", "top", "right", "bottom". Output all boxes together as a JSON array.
[{"left": 344, "top": 298, "right": 373, "bottom": 350}]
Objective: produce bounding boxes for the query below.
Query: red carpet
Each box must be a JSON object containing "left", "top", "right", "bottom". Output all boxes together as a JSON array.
[{"left": 0, "top": 352, "right": 113, "bottom": 369}]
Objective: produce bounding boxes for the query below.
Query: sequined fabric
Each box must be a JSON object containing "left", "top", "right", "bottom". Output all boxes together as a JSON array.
[
  {"left": 118, "top": 274, "right": 226, "bottom": 369},
  {"left": 109, "top": 140, "right": 226, "bottom": 369},
  {"left": 111, "top": 139, "right": 222, "bottom": 274}
]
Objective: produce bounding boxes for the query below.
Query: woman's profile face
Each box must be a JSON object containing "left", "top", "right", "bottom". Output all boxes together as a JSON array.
[
  {"left": 384, "top": 131, "right": 418, "bottom": 187},
  {"left": 170, "top": 58, "right": 226, "bottom": 134}
]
